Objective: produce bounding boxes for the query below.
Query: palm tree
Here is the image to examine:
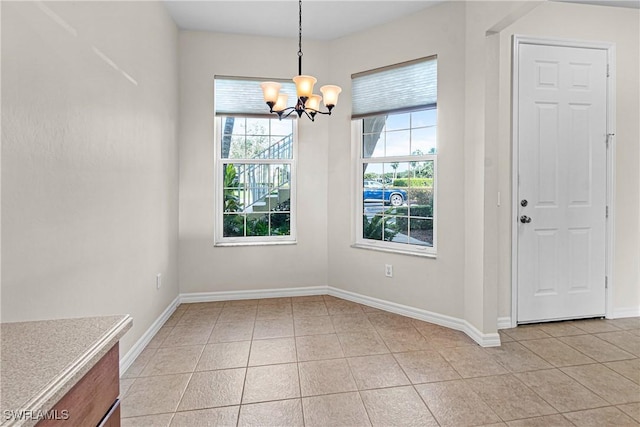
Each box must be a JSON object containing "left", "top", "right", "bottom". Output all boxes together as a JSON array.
[{"left": 391, "top": 162, "right": 399, "bottom": 182}]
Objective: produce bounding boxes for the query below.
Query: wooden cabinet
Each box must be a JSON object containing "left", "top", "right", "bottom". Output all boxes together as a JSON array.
[{"left": 37, "top": 344, "right": 120, "bottom": 427}]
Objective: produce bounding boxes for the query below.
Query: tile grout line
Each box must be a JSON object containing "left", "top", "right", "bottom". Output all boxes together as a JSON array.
[
  {"left": 120, "top": 299, "right": 638, "bottom": 425},
  {"left": 236, "top": 306, "right": 259, "bottom": 424}
]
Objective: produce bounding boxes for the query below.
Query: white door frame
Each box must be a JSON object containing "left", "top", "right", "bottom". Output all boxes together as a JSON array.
[{"left": 511, "top": 35, "right": 616, "bottom": 327}]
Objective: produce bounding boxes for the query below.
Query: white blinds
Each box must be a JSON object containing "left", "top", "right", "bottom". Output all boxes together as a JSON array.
[
  {"left": 351, "top": 56, "right": 437, "bottom": 119},
  {"left": 214, "top": 76, "right": 297, "bottom": 117}
]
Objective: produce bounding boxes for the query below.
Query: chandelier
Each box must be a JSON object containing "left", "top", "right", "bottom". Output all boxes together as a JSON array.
[{"left": 260, "top": 0, "right": 342, "bottom": 121}]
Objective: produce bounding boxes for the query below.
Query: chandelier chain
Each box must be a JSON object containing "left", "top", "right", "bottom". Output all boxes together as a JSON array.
[{"left": 298, "top": 0, "right": 303, "bottom": 75}]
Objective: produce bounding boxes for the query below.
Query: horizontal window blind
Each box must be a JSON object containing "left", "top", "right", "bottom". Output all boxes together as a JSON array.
[
  {"left": 214, "top": 76, "right": 297, "bottom": 117},
  {"left": 351, "top": 56, "right": 437, "bottom": 119}
]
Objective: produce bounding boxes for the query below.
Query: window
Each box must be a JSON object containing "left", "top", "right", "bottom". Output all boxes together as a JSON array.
[
  {"left": 352, "top": 57, "right": 437, "bottom": 256},
  {"left": 215, "top": 77, "right": 297, "bottom": 245}
]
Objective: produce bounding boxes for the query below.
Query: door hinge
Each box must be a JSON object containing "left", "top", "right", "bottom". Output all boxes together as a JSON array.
[
  {"left": 605, "top": 276, "right": 608, "bottom": 289},
  {"left": 606, "top": 64, "right": 610, "bottom": 77},
  {"left": 606, "top": 206, "right": 609, "bottom": 218}
]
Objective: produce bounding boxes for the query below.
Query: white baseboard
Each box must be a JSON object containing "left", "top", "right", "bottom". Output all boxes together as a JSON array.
[
  {"left": 500, "top": 307, "right": 639, "bottom": 326},
  {"left": 119, "top": 296, "right": 180, "bottom": 375},
  {"left": 611, "top": 306, "right": 640, "bottom": 318},
  {"left": 497, "top": 316, "right": 512, "bottom": 329},
  {"left": 121, "top": 285, "right": 503, "bottom": 371},
  {"left": 327, "top": 287, "right": 501, "bottom": 347},
  {"left": 179, "top": 286, "right": 326, "bottom": 304}
]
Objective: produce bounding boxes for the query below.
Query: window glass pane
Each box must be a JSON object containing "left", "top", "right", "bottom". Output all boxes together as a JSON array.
[
  {"left": 385, "top": 211, "right": 408, "bottom": 242},
  {"left": 363, "top": 163, "right": 384, "bottom": 206},
  {"left": 268, "top": 164, "right": 290, "bottom": 211},
  {"left": 270, "top": 213, "right": 290, "bottom": 235},
  {"left": 232, "top": 118, "right": 247, "bottom": 134},
  {"left": 247, "top": 117, "right": 270, "bottom": 133},
  {"left": 409, "top": 218, "right": 433, "bottom": 247},
  {"left": 385, "top": 113, "right": 410, "bottom": 131},
  {"left": 223, "top": 136, "right": 245, "bottom": 159},
  {"left": 223, "top": 214, "right": 245, "bottom": 237},
  {"left": 387, "top": 162, "right": 409, "bottom": 188},
  {"left": 246, "top": 213, "right": 269, "bottom": 236},
  {"left": 363, "top": 162, "right": 383, "bottom": 183},
  {"left": 363, "top": 132, "right": 384, "bottom": 158},
  {"left": 271, "top": 118, "right": 293, "bottom": 137},
  {"left": 410, "top": 159, "right": 434, "bottom": 181},
  {"left": 268, "top": 135, "right": 293, "bottom": 159},
  {"left": 223, "top": 189, "right": 242, "bottom": 213},
  {"left": 363, "top": 214, "right": 383, "bottom": 241},
  {"left": 223, "top": 164, "right": 242, "bottom": 189},
  {"left": 363, "top": 115, "right": 383, "bottom": 131},
  {"left": 223, "top": 164, "right": 245, "bottom": 214},
  {"left": 385, "top": 130, "right": 410, "bottom": 157},
  {"left": 411, "top": 127, "right": 437, "bottom": 155},
  {"left": 411, "top": 109, "right": 436, "bottom": 128},
  {"left": 245, "top": 135, "right": 271, "bottom": 159},
  {"left": 271, "top": 164, "right": 290, "bottom": 187}
]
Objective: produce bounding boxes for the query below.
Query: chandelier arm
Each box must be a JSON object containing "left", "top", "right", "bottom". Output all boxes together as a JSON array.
[
  {"left": 305, "top": 108, "right": 332, "bottom": 116},
  {"left": 279, "top": 108, "right": 297, "bottom": 120},
  {"left": 301, "top": 109, "right": 315, "bottom": 122},
  {"left": 270, "top": 105, "right": 293, "bottom": 114}
]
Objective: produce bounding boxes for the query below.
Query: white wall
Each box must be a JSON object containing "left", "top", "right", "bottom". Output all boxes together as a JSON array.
[
  {"left": 178, "top": 32, "right": 329, "bottom": 293},
  {"left": 1, "top": 1, "right": 179, "bottom": 355}
]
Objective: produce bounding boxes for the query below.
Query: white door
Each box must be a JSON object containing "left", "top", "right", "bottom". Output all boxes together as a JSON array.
[{"left": 516, "top": 42, "right": 608, "bottom": 323}]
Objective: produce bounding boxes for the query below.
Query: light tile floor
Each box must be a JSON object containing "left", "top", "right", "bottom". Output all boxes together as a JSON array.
[{"left": 120, "top": 295, "right": 640, "bottom": 426}]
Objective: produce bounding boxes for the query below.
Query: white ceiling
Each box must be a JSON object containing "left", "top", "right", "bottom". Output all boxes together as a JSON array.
[
  {"left": 163, "top": 1, "right": 443, "bottom": 40},
  {"left": 164, "top": 0, "right": 640, "bottom": 41}
]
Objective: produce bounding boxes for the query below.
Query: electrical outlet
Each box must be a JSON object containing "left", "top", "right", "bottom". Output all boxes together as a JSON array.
[
  {"left": 385, "top": 264, "right": 393, "bottom": 278},
  {"left": 156, "top": 273, "right": 162, "bottom": 289}
]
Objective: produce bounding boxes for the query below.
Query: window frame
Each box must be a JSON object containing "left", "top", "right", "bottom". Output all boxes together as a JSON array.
[
  {"left": 352, "top": 111, "right": 438, "bottom": 257},
  {"left": 214, "top": 116, "right": 298, "bottom": 246}
]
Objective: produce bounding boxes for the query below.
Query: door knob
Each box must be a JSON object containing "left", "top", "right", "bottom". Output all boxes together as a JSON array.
[
  {"left": 520, "top": 215, "right": 532, "bottom": 224},
  {"left": 521, "top": 199, "right": 528, "bottom": 207}
]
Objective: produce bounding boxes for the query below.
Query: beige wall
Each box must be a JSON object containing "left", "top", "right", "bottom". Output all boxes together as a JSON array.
[
  {"left": 2, "top": 0, "right": 637, "bottom": 354},
  {"left": 1, "top": 1, "right": 179, "bottom": 355},
  {"left": 325, "top": 0, "right": 639, "bottom": 333},
  {"left": 178, "top": 32, "right": 329, "bottom": 293},
  {"left": 177, "top": 1, "right": 639, "bottom": 334},
  {"left": 326, "top": 1, "right": 469, "bottom": 320}
]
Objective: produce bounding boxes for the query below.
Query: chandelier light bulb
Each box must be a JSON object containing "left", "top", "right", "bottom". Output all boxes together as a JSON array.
[
  {"left": 293, "top": 75, "right": 317, "bottom": 100},
  {"left": 273, "top": 93, "right": 289, "bottom": 112},
  {"left": 305, "top": 94, "right": 322, "bottom": 111},
  {"left": 260, "top": 81, "right": 282, "bottom": 104},
  {"left": 320, "top": 85, "right": 342, "bottom": 109}
]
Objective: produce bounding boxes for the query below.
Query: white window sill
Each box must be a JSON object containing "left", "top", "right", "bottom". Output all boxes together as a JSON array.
[
  {"left": 351, "top": 242, "right": 437, "bottom": 259},
  {"left": 215, "top": 240, "right": 297, "bottom": 248}
]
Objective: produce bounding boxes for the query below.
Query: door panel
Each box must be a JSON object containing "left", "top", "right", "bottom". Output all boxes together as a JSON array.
[{"left": 517, "top": 43, "right": 607, "bottom": 323}]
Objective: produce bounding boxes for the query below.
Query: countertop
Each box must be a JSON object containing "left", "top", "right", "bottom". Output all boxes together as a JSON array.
[{"left": 0, "top": 315, "right": 132, "bottom": 427}]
